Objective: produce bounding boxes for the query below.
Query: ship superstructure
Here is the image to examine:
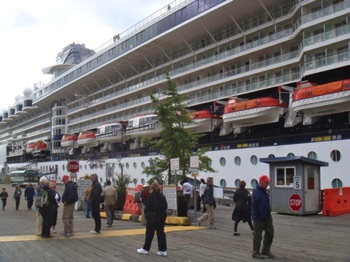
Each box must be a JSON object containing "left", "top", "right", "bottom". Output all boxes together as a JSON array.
[{"left": 1, "top": 0, "right": 349, "bottom": 189}]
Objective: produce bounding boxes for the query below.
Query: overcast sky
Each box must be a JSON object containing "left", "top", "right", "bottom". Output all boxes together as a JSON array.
[{"left": 0, "top": 0, "right": 168, "bottom": 111}]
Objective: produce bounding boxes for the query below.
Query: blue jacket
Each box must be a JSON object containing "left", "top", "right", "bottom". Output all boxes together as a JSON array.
[
  {"left": 62, "top": 181, "right": 77, "bottom": 204},
  {"left": 203, "top": 185, "right": 215, "bottom": 206},
  {"left": 251, "top": 186, "right": 271, "bottom": 221}
]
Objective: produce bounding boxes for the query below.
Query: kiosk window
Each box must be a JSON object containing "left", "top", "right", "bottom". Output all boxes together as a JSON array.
[{"left": 276, "top": 167, "right": 295, "bottom": 187}]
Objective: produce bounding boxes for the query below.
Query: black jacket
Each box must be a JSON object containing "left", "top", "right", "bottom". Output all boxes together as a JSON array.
[{"left": 145, "top": 192, "right": 168, "bottom": 222}]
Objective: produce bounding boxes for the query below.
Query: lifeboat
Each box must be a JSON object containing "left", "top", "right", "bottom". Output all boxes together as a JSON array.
[
  {"left": 126, "top": 114, "right": 162, "bottom": 138},
  {"left": 291, "top": 79, "right": 350, "bottom": 125},
  {"left": 184, "top": 110, "right": 222, "bottom": 133},
  {"left": 96, "top": 122, "right": 127, "bottom": 144},
  {"left": 25, "top": 139, "right": 49, "bottom": 154},
  {"left": 77, "top": 131, "right": 98, "bottom": 147},
  {"left": 61, "top": 134, "right": 78, "bottom": 148},
  {"left": 220, "top": 97, "right": 287, "bottom": 135}
]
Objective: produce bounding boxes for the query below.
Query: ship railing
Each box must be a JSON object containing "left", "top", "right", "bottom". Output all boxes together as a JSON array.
[{"left": 302, "top": 0, "right": 350, "bottom": 24}]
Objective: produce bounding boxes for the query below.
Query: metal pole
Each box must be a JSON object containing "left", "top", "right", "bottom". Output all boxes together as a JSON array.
[{"left": 193, "top": 176, "right": 197, "bottom": 224}]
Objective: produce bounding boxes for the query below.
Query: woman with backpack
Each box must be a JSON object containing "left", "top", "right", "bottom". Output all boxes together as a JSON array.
[{"left": 38, "top": 177, "right": 57, "bottom": 238}]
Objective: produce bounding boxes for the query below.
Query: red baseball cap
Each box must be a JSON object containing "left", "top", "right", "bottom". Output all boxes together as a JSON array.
[
  {"left": 61, "top": 175, "right": 70, "bottom": 181},
  {"left": 259, "top": 175, "right": 270, "bottom": 183}
]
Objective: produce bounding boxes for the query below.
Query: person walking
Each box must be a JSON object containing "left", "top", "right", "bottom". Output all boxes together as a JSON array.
[
  {"left": 140, "top": 184, "right": 150, "bottom": 226},
  {"left": 39, "top": 177, "right": 57, "bottom": 238},
  {"left": 13, "top": 184, "right": 22, "bottom": 210},
  {"left": 137, "top": 182, "right": 168, "bottom": 257},
  {"left": 61, "top": 175, "right": 78, "bottom": 237},
  {"left": 251, "top": 175, "right": 275, "bottom": 259},
  {"left": 90, "top": 173, "right": 102, "bottom": 234},
  {"left": 232, "top": 180, "right": 254, "bottom": 236},
  {"left": 84, "top": 186, "right": 92, "bottom": 218},
  {"left": 0, "top": 188, "right": 9, "bottom": 210},
  {"left": 199, "top": 178, "right": 207, "bottom": 212},
  {"left": 50, "top": 181, "right": 61, "bottom": 234},
  {"left": 102, "top": 180, "right": 117, "bottom": 227},
  {"left": 24, "top": 183, "right": 35, "bottom": 210},
  {"left": 197, "top": 177, "right": 216, "bottom": 229},
  {"left": 180, "top": 179, "right": 192, "bottom": 212}
]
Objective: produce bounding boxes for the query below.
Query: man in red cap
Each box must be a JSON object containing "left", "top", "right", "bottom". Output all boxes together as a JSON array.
[
  {"left": 61, "top": 175, "right": 78, "bottom": 237},
  {"left": 251, "top": 175, "right": 275, "bottom": 259}
]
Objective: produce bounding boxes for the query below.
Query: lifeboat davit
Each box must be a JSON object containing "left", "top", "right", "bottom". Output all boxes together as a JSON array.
[
  {"left": 61, "top": 134, "right": 78, "bottom": 148},
  {"left": 77, "top": 131, "right": 98, "bottom": 147},
  {"left": 185, "top": 110, "right": 222, "bottom": 134},
  {"left": 126, "top": 114, "right": 162, "bottom": 138},
  {"left": 220, "top": 97, "right": 287, "bottom": 135},
  {"left": 96, "top": 122, "right": 127, "bottom": 144},
  {"left": 25, "top": 139, "right": 49, "bottom": 154},
  {"left": 291, "top": 79, "right": 350, "bottom": 125}
]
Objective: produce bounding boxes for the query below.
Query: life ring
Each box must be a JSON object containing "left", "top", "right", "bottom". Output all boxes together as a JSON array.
[{"left": 219, "top": 144, "right": 224, "bottom": 150}]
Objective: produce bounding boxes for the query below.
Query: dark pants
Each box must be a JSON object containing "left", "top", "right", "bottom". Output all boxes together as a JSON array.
[
  {"left": 143, "top": 221, "right": 167, "bottom": 252},
  {"left": 253, "top": 217, "right": 274, "bottom": 254},
  {"left": 91, "top": 203, "right": 101, "bottom": 232},
  {"left": 27, "top": 197, "right": 34, "bottom": 209},
  {"left": 234, "top": 220, "right": 254, "bottom": 232},
  {"left": 1, "top": 199, "right": 6, "bottom": 210},
  {"left": 15, "top": 197, "right": 20, "bottom": 210},
  {"left": 40, "top": 208, "right": 54, "bottom": 237}
]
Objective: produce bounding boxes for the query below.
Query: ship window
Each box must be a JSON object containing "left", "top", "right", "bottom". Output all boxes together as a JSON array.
[
  {"left": 219, "top": 157, "right": 226, "bottom": 166},
  {"left": 307, "top": 151, "right": 317, "bottom": 160},
  {"left": 84, "top": 165, "right": 87, "bottom": 170},
  {"left": 275, "top": 167, "right": 295, "bottom": 187},
  {"left": 133, "top": 162, "right": 137, "bottom": 169},
  {"left": 330, "top": 149, "right": 341, "bottom": 162},
  {"left": 251, "top": 179, "right": 258, "bottom": 189},
  {"left": 268, "top": 154, "right": 275, "bottom": 158},
  {"left": 331, "top": 178, "right": 342, "bottom": 188},
  {"left": 141, "top": 178, "right": 145, "bottom": 185},
  {"left": 100, "top": 178, "right": 103, "bottom": 183},
  {"left": 125, "top": 163, "right": 129, "bottom": 169},
  {"left": 287, "top": 152, "right": 295, "bottom": 157},
  {"left": 250, "top": 155, "right": 258, "bottom": 165},
  {"left": 234, "top": 179, "right": 240, "bottom": 188},
  {"left": 141, "top": 162, "right": 145, "bottom": 168},
  {"left": 234, "top": 156, "right": 241, "bottom": 166},
  {"left": 62, "top": 165, "right": 65, "bottom": 171},
  {"left": 220, "top": 179, "right": 226, "bottom": 188}
]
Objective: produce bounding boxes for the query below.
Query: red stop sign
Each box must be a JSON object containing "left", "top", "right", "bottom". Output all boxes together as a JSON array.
[
  {"left": 68, "top": 160, "right": 79, "bottom": 173},
  {"left": 289, "top": 193, "right": 302, "bottom": 212}
]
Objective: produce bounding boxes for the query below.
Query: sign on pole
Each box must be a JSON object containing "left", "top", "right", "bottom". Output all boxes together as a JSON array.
[
  {"left": 190, "top": 156, "right": 199, "bottom": 168},
  {"left": 170, "top": 158, "right": 179, "bottom": 171}
]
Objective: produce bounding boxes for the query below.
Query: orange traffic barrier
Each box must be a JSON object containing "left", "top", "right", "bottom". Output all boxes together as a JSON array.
[
  {"left": 123, "top": 187, "right": 141, "bottom": 215},
  {"left": 322, "top": 187, "right": 350, "bottom": 216}
]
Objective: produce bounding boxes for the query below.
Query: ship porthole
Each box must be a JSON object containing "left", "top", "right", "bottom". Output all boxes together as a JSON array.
[
  {"left": 331, "top": 178, "right": 342, "bottom": 188},
  {"left": 307, "top": 151, "right": 317, "bottom": 160},
  {"left": 330, "top": 149, "right": 341, "bottom": 162},
  {"left": 250, "top": 155, "right": 258, "bottom": 165},
  {"left": 251, "top": 179, "right": 258, "bottom": 189},
  {"left": 234, "top": 179, "right": 240, "bottom": 188},
  {"left": 219, "top": 157, "right": 226, "bottom": 166},
  {"left": 234, "top": 156, "right": 241, "bottom": 166},
  {"left": 220, "top": 179, "right": 226, "bottom": 188}
]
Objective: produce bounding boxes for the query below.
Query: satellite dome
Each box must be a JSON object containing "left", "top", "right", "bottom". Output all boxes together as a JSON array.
[
  {"left": 23, "top": 87, "right": 33, "bottom": 98},
  {"left": 15, "top": 95, "right": 22, "bottom": 102}
]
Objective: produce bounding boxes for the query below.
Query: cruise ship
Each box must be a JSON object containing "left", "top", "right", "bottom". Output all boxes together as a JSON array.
[{"left": 1, "top": 0, "right": 349, "bottom": 190}]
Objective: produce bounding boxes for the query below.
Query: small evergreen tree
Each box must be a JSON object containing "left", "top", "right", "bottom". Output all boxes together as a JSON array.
[{"left": 143, "top": 74, "right": 215, "bottom": 184}]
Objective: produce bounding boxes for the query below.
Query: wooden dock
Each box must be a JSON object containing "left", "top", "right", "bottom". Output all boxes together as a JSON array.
[{"left": 0, "top": 184, "right": 349, "bottom": 261}]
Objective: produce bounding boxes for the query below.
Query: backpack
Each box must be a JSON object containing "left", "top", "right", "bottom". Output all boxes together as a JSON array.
[
  {"left": 35, "top": 189, "right": 49, "bottom": 208},
  {"left": 134, "top": 190, "right": 142, "bottom": 203}
]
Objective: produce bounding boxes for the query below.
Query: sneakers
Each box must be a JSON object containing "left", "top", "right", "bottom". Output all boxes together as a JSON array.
[
  {"left": 233, "top": 232, "right": 240, "bottom": 236},
  {"left": 64, "top": 233, "right": 71, "bottom": 237},
  {"left": 137, "top": 248, "right": 149, "bottom": 255},
  {"left": 261, "top": 251, "right": 275, "bottom": 258},
  {"left": 252, "top": 252, "right": 264, "bottom": 259},
  {"left": 157, "top": 251, "right": 168, "bottom": 257},
  {"left": 90, "top": 230, "right": 100, "bottom": 234}
]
